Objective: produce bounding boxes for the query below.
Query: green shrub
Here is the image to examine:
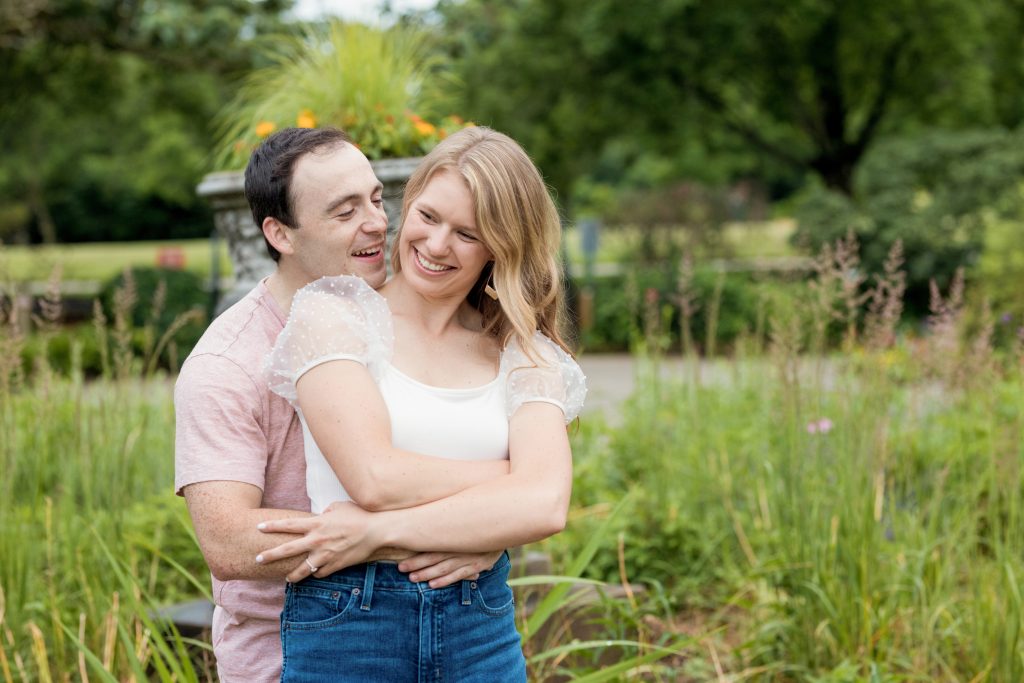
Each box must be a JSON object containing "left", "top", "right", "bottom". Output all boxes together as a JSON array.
[
  {"left": 573, "top": 267, "right": 780, "bottom": 354},
  {"left": 793, "top": 127, "right": 1024, "bottom": 316},
  {"left": 20, "top": 323, "right": 104, "bottom": 376},
  {"left": 975, "top": 216, "right": 1024, "bottom": 348},
  {"left": 99, "top": 266, "right": 208, "bottom": 369}
]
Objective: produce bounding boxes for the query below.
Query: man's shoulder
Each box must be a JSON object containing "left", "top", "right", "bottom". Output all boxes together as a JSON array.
[{"left": 185, "top": 286, "right": 283, "bottom": 369}]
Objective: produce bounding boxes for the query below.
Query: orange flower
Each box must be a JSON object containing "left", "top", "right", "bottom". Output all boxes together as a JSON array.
[
  {"left": 296, "top": 109, "right": 317, "bottom": 128},
  {"left": 255, "top": 121, "right": 276, "bottom": 138},
  {"left": 413, "top": 120, "right": 436, "bottom": 137}
]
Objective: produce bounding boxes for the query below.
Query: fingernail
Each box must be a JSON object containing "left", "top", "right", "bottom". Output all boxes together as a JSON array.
[
  {"left": 256, "top": 522, "right": 266, "bottom": 530},
  {"left": 256, "top": 554, "right": 264, "bottom": 564}
]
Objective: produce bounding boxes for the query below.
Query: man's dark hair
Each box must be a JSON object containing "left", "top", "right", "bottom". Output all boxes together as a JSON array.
[{"left": 244, "top": 127, "right": 354, "bottom": 262}]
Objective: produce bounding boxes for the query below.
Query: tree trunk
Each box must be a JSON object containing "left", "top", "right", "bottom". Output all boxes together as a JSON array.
[
  {"left": 811, "top": 150, "right": 857, "bottom": 197},
  {"left": 26, "top": 176, "right": 58, "bottom": 244}
]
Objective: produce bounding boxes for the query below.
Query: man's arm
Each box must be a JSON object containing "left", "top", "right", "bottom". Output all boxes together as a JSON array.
[
  {"left": 176, "top": 352, "right": 314, "bottom": 581},
  {"left": 256, "top": 402, "right": 572, "bottom": 582},
  {"left": 184, "top": 481, "right": 310, "bottom": 580}
]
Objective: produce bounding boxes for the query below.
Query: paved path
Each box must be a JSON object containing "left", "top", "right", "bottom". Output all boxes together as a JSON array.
[{"left": 577, "top": 353, "right": 686, "bottom": 417}]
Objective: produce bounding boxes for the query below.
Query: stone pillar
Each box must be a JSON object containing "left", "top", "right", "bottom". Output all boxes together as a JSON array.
[
  {"left": 370, "top": 156, "right": 422, "bottom": 273},
  {"left": 197, "top": 156, "right": 421, "bottom": 315},
  {"left": 196, "top": 171, "right": 274, "bottom": 315}
]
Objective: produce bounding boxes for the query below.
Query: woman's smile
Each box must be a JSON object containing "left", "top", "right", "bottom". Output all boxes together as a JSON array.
[{"left": 413, "top": 248, "right": 455, "bottom": 273}]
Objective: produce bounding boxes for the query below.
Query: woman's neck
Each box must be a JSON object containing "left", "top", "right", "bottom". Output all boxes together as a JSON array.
[{"left": 381, "top": 273, "right": 480, "bottom": 337}]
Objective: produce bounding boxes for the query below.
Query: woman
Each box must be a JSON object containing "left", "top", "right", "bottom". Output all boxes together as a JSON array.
[{"left": 264, "top": 126, "right": 585, "bottom": 681}]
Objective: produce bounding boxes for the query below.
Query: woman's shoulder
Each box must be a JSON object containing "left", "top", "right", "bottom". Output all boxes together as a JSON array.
[
  {"left": 266, "top": 276, "right": 395, "bottom": 401},
  {"left": 499, "top": 331, "right": 587, "bottom": 422},
  {"left": 291, "top": 275, "right": 390, "bottom": 326},
  {"left": 295, "top": 275, "right": 384, "bottom": 306},
  {"left": 500, "top": 330, "right": 571, "bottom": 366}
]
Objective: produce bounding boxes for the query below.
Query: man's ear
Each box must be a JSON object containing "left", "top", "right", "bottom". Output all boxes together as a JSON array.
[{"left": 262, "top": 217, "right": 295, "bottom": 256}]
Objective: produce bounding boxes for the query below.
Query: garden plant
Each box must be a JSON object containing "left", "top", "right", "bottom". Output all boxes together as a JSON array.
[{"left": 2, "top": 234, "right": 1023, "bottom": 680}]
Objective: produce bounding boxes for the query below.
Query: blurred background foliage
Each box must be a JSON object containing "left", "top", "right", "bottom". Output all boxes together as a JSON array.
[
  {"left": 1, "top": 0, "right": 1022, "bottom": 342},
  {"left": 0, "top": 0, "right": 292, "bottom": 244}
]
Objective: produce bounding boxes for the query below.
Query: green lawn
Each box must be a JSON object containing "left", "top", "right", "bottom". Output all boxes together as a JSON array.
[
  {"left": 0, "top": 238, "right": 233, "bottom": 285},
  {"left": 563, "top": 218, "right": 800, "bottom": 265}
]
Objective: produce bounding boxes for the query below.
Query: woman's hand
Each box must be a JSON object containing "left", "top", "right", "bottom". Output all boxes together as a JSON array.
[
  {"left": 255, "top": 501, "right": 381, "bottom": 583},
  {"left": 255, "top": 502, "right": 505, "bottom": 586}
]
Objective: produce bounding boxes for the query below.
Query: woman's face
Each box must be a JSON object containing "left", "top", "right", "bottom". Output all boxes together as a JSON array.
[{"left": 398, "top": 169, "right": 494, "bottom": 301}]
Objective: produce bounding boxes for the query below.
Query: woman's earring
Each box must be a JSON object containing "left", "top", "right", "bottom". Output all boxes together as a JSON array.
[{"left": 484, "top": 273, "right": 498, "bottom": 300}]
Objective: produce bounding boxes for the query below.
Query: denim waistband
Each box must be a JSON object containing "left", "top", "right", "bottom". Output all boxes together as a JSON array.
[{"left": 299, "top": 551, "right": 510, "bottom": 593}]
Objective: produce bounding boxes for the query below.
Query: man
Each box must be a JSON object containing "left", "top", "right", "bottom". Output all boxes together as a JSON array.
[{"left": 175, "top": 127, "right": 498, "bottom": 682}]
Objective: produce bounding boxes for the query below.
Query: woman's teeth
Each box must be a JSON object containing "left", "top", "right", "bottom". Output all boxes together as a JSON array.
[{"left": 416, "top": 252, "right": 452, "bottom": 272}]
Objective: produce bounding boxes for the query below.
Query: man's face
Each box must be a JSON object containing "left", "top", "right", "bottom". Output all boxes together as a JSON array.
[{"left": 285, "top": 143, "right": 388, "bottom": 288}]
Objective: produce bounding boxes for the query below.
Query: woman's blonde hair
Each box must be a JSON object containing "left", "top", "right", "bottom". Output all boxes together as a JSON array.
[{"left": 393, "top": 126, "right": 571, "bottom": 359}]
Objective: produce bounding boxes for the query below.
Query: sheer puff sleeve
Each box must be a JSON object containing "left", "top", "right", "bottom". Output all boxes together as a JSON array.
[
  {"left": 500, "top": 331, "right": 587, "bottom": 423},
  {"left": 265, "top": 275, "right": 393, "bottom": 407}
]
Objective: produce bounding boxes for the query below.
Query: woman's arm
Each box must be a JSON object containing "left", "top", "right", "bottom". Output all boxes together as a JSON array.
[
  {"left": 380, "top": 401, "right": 572, "bottom": 549},
  {"left": 295, "top": 358, "right": 509, "bottom": 511},
  {"left": 257, "top": 401, "right": 573, "bottom": 581}
]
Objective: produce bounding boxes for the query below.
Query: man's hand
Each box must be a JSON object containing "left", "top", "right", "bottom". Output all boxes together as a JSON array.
[
  {"left": 398, "top": 551, "right": 504, "bottom": 589},
  {"left": 256, "top": 501, "right": 381, "bottom": 583}
]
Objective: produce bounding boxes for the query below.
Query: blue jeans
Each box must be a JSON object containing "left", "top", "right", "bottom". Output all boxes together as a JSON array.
[{"left": 280, "top": 552, "right": 526, "bottom": 682}]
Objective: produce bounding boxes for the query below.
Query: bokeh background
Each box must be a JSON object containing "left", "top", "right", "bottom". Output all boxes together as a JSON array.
[{"left": 2, "top": 1, "right": 1024, "bottom": 681}]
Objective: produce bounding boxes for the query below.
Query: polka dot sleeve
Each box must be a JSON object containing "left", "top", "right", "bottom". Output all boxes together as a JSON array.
[
  {"left": 500, "top": 331, "right": 587, "bottom": 423},
  {"left": 264, "top": 275, "right": 393, "bottom": 407}
]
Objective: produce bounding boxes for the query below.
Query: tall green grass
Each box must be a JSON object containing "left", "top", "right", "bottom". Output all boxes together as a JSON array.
[
  {"left": 0, "top": 273, "right": 210, "bottom": 681},
  {"left": 565, "top": 239, "right": 1024, "bottom": 680},
  {"left": 0, "top": 271, "right": 668, "bottom": 680},
  {"left": 5, "top": 231, "right": 1023, "bottom": 680}
]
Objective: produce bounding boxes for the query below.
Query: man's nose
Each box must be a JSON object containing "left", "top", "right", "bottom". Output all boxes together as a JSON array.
[{"left": 364, "top": 204, "right": 387, "bottom": 234}]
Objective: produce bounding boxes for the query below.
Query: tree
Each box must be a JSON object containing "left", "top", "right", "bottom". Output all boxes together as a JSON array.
[
  {"left": 0, "top": 0, "right": 292, "bottom": 243},
  {"left": 438, "top": 0, "right": 1023, "bottom": 200}
]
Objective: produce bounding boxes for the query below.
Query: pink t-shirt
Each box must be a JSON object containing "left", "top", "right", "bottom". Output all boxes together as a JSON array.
[{"left": 174, "top": 281, "right": 308, "bottom": 683}]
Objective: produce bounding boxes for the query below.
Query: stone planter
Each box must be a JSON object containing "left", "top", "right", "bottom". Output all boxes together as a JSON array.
[{"left": 197, "top": 156, "right": 421, "bottom": 314}]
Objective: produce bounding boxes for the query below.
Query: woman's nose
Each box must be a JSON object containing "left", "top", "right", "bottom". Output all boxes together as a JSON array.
[{"left": 424, "top": 226, "right": 451, "bottom": 254}]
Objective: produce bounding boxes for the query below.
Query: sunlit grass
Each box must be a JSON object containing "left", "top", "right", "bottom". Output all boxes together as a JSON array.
[
  {"left": 0, "top": 239, "right": 231, "bottom": 285},
  {"left": 563, "top": 218, "right": 800, "bottom": 268}
]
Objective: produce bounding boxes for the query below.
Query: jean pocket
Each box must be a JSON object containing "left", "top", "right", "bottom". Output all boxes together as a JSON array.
[
  {"left": 472, "top": 576, "right": 515, "bottom": 617},
  {"left": 282, "top": 582, "right": 360, "bottom": 631}
]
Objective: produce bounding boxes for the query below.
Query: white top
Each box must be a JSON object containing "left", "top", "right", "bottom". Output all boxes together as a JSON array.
[{"left": 265, "top": 275, "right": 587, "bottom": 513}]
